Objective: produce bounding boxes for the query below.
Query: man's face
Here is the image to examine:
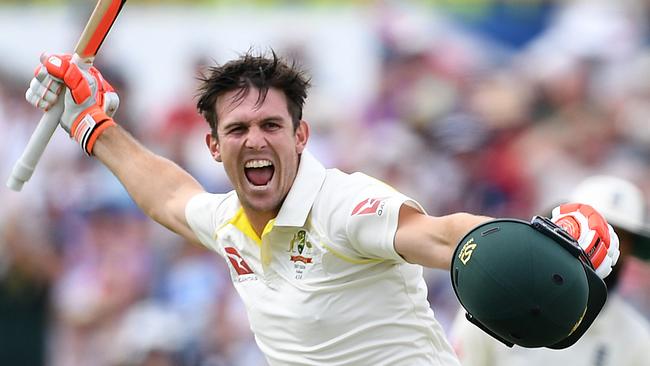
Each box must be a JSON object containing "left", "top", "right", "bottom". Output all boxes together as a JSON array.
[{"left": 207, "top": 87, "right": 309, "bottom": 217}]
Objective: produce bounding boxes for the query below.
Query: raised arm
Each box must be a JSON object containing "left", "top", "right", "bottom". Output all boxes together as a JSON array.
[
  {"left": 25, "top": 53, "right": 204, "bottom": 243},
  {"left": 394, "top": 205, "right": 491, "bottom": 270},
  {"left": 93, "top": 126, "right": 204, "bottom": 242}
]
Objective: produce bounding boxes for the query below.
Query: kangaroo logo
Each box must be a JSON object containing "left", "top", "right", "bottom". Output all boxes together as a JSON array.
[{"left": 459, "top": 238, "right": 478, "bottom": 265}]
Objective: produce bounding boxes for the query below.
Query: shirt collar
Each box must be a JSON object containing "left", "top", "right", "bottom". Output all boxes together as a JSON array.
[{"left": 274, "top": 150, "right": 326, "bottom": 227}]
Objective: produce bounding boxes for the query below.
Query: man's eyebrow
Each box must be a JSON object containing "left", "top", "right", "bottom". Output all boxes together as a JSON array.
[
  {"left": 222, "top": 115, "right": 286, "bottom": 130},
  {"left": 261, "top": 116, "right": 285, "bottom": 123}
]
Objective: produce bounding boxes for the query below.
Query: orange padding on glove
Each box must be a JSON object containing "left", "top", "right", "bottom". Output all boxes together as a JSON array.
[
  {"left": 42, "top": 54, "right": 92, "bottom": 105},
  {"left": 70, "top": 104, "right": 115, "bottom": 155},
  {"left": 555, "top": 203, "right": 610, "bottom": 268}
]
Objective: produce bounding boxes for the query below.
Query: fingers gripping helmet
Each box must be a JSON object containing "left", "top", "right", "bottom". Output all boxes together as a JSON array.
[{"left": 451, "top": 217, "right": 607, "bottom": 349}]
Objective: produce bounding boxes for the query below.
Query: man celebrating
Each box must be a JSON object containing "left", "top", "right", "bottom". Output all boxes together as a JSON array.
[{"left": 24, "top": 51, "right": 619, "bottom": 365}]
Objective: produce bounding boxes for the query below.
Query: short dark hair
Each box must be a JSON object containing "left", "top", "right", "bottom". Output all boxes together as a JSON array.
[{"left": 196, "top": 50, "right": 311, "bottom": 136}]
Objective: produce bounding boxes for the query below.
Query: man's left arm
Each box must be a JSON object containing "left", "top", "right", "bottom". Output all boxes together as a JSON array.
[
  {"left": 394, "top": 205, "right": 491, "bottom": 270},
  {"left": 395, "top": 202, "right": 620, "bottom": 277}
]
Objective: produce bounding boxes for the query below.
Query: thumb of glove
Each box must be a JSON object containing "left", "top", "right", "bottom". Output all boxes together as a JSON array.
[{"left": 102, "top": 91, "right": 120, "bottom": 118}]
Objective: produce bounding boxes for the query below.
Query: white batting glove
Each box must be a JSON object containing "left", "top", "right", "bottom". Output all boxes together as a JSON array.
[
  {"left": 25, "top": 66, "right": 64, "bottom": 111},
  {"left": 551, "top": 203, "right": 620, "bottom": 279},
  {"left": 25, "top": 53, "right": 119, "bottom": 155}
]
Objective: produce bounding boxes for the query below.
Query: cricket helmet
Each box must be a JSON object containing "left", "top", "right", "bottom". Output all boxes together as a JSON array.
[{"left": 451, "top": 217, "right": 607, "bottom": 349}]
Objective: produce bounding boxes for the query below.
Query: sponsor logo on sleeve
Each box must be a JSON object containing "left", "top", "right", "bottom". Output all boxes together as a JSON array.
[{"left": 351, "top": 197, "right": 387, "bottom": 216}]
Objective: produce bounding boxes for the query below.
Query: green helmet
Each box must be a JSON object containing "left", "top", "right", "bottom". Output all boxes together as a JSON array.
[{"left": 451, "top": 216, "right": 607, "bottom": 349}]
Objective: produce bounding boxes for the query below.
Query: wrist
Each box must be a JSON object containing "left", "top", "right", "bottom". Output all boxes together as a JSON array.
[
  {"left": 87, "top": 119, "right": 116, "bottom": 155},
  {"left": 69, "top": 105, "right": 115, "bottom": 155}
]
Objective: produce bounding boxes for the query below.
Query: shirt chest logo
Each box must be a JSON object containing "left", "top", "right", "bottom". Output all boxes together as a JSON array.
[{"left": 224, "top": 247, "right": 254, "bottom": 275}]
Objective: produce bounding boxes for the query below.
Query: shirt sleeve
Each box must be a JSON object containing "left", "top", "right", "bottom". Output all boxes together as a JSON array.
[
  {"left": 185, "top": 191, "right": 232, "bottom": 251},
  {"left": 344, "top": 174, "right": 425, "bottom": 262}
]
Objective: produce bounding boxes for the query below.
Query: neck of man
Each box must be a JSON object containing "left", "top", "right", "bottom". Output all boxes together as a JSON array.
[{"left": 243, "top": 206, "right": 277, "bottom": 239}]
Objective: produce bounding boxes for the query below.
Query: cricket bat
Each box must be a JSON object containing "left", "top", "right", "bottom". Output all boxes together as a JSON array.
[{"left": 6, "top": 0, "right": 126, "bottom": 191}]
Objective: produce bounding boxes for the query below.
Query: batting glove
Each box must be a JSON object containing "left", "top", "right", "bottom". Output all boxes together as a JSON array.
[
  {"left": 551, "top": 203, "right": 620, "bottom": 279},
  {"left": 25, "top": 53, "right": 119, "bottom": 155}
]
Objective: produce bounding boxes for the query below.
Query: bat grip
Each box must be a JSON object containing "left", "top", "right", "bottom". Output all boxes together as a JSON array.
[
  {"left": 6, "top": 100, "right": 64, "bottom": 191},
  {"left": 6, "top": 54, "right": 87, "bottom": 192}
]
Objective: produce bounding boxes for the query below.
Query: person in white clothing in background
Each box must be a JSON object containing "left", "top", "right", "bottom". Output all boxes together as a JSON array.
[{"left": 450, "top": 175, "right": 650, "bottom": 366}]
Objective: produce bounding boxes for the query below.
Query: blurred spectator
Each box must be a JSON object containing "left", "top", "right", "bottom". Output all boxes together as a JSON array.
[
  {"left": 149, "top": 54, "right": 232, "bottom": 192},
  {"left": 49, "top": 198, "right": 153, "bottom": 366},
  {"left": 0, "top": 201, "right": 60, "bottom": 365},
  {"left": 195, "top": 286, "right": 267, "bottom": 366},
  {"left": 108, "top": 300, "right": 187, "bottom": 366}
]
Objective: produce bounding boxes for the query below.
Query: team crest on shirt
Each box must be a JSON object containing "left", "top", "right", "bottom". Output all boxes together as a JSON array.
[
  {"left": 351, "top": 197, "right": 387, "bottom": 216},
  {"left": 289, "top": 230, "right": 313, "bottom": 264},
  {"left": 288, "top": 230, "right": 314, "bottom": 279}
]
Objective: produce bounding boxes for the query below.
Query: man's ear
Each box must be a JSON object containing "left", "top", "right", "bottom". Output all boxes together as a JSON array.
[
  {"left": 206, "top": 133, "right": 222, "bottom": 162},
  {"left": 295, "top": 120, "right": 310, "bottom": 154}
]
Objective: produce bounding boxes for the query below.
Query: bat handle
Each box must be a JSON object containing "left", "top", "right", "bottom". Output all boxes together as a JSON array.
[
  {"left": 6, "top": 99, "right": 64, "bottom": 191},
  {"left": 6, "top": 54, "right": 87, "bottom": 192}
]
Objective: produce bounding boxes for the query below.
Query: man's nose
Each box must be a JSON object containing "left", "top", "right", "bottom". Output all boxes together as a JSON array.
[{"left": 244, "top": 127, "right": 267, "bottom": 150}]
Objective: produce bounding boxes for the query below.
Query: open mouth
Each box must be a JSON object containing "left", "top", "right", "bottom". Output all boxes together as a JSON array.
[{"left": 244, "top": 159, "right": 275, "bottom": 186}]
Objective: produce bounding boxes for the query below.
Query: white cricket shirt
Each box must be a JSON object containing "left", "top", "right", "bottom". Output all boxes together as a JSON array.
[{"left": 185, "top": 151, "right": 460, "bottom": 366}]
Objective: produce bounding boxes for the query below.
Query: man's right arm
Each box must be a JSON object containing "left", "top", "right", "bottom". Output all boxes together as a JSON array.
[
  {"left": 25, "top": 54, "right": 206, "bottom": 244},
  {"left": 93, "top": 125, "right": 205, "bottom": 244}
]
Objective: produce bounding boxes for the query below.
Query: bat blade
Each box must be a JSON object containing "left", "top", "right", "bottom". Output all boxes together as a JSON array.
[
  {"left": 76, "top": 0, "right": 127, "bottom": 59},
  {"left": 6, "top": 0, "right": 126, "bottom": 192}
]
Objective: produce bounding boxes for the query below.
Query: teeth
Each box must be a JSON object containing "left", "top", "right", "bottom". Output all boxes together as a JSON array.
[{"left": 245, "top": 159, "right": 273, "bottom": 168}]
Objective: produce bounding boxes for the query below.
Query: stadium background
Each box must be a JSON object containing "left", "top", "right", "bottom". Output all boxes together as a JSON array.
[{"left": 1, "top": 1, "right": 649, "bottom": 365}]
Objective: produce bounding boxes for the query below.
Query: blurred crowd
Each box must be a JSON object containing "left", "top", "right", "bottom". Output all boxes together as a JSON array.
[{"left": 1, "top": 1, "right": 650, "bottom": 365}]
